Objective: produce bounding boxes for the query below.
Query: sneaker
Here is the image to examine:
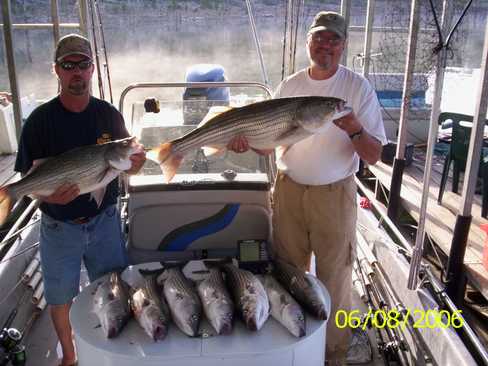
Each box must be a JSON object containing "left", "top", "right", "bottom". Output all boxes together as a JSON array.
[{"left": 346, "top": 328, "right": 372, "bottom": 364}]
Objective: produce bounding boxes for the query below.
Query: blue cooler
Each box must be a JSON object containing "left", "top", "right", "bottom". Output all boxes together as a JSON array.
[{"left": 183, "top": 64, "right": 230, "bottom": 125}]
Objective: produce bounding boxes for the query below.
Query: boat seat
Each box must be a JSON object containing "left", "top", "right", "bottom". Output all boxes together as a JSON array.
[
  {"left": 126, "top": 176, "right": 272, "bottom": 264},
  {"left": 437, "top": 112, "right": 488, "bottom": 217}
]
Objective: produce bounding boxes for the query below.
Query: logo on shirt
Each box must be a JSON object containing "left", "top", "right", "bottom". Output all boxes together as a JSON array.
[{"left": 97, "top": 133, "right": 112, "bottom": 145}]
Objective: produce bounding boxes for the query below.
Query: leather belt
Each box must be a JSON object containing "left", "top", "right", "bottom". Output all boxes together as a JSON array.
[{"left": 71, "top": 216, "right": 92, "bottom": 224}]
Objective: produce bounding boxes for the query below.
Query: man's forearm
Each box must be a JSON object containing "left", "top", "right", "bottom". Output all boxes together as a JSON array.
[{"left": 352, "top": 132, "right": 382, "bottom": 164}]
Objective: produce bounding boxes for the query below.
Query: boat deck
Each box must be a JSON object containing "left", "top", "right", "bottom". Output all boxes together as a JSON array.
[{"left": 367, "top": 146, "right": 488, "bottom": 300}]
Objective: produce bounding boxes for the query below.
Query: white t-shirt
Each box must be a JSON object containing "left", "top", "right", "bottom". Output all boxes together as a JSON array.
[{"left": 274, "top": 65, "right": 388, "bottom": 185}]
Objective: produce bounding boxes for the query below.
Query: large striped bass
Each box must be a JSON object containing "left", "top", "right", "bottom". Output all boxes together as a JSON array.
[
  {"left": 221, "top": 263, "right": 269, "bottom": 331},
  {"left": 261, "top": 274, "right": 305, "bottom": 337},
  {"left": 131, "top": 269, "right": 172, "bottom": 341},
  {"left": 273, "top": 259, "right": 329, "bottom": 320},
  {"left": 160, "top": 266, "right": 202, "bottom": 337},
  {"left": 93, "top": 272, "right": 132, "bottom": 338},
  {"left": 0, "top": 137, "right": 143, "bottom": 225},
  {"left": 148, "top": 96, "right": 351, "bottom": 182},
  {"left": 197, "top": 266, "right": 234, "bottom": 335}
]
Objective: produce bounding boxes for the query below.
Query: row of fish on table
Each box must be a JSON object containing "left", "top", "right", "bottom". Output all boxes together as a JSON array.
[{"left": 92, "top": 259, "right": 329, "bottom": 341}]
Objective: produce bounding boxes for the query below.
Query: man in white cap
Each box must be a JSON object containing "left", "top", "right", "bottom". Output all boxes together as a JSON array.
[
  {"left": 229, "top": 11, "right": 387, "bottom": 365},
  {"left": 15, "top": 34, "right": 145, "bottom": 366}
]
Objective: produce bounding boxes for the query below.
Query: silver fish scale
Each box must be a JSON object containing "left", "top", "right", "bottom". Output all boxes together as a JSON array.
[
  {"left": 165, "top": 268, "right": 199, "bottom": 301},
  {"left": 174, "top": 100, "right": 302, "bottom": 154},
  {"left": 275, "top": 261, "right": 310, "bottom": 299},
  {"left": 10, "top": 144, "right": 112, "bottom": 198},
  {"left": 143, "top": 274, "right": 170, "bottom": 318},
  {"left": 206, "top": 267, "right": 229, "bottom": 296},
  {"left": 223, "top": 265, "right": 260, "bottom": 306}
]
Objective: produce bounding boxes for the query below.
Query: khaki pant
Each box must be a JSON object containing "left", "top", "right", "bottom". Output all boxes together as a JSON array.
[{"left": 272, "top": 172, "right": 357, "bottom": 364}]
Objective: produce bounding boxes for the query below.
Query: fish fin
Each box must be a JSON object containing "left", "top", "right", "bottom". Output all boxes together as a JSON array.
[
  {"left": 25, "top": 158, "right": 48, "bottom": 176},
  {"left": 0, "top": 187, "right": 13, "bottom": 226},
  {"left": 147, "top": 142, "right": 182, "bottom": 183},
  {"left": 90, "top": 187, "right": 106, "bottom": 208},
  {"left": 202, "top": 146, "right": 225, "bottom": 157},
  {"left": 277, "top": 125, "right": 301, "bottom": 142},
  {"left": 197, "top": 106, "right": 234, "bottom": 127}
]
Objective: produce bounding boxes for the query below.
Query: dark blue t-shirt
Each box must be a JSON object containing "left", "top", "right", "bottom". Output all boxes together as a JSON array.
[{"left": 14, "top": 96, "right": 129, "bottom": 221}]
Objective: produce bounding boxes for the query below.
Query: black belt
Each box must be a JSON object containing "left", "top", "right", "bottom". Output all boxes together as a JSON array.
[{"left": 71, "top": 216, "right": 92, "bottom": 224}]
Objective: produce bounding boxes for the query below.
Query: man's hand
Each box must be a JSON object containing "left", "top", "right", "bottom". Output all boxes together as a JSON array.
[
  {"left": 227, "top": 135, "right": 250, "bottom": 153},
  {"left": 126, "top": 142, "right": 146, "bottom": 175},
  {"left": 227, "top": 135, "right": 273, "bottom": 155},
  {"left": 333, "top": 111, "right": 362, "bottom": 136},
  {"left": 333, "top": 111, "right": 382, "bottom": 164},
  {"left": 39, "top": 183, "right": 80, "bottom": 205}
]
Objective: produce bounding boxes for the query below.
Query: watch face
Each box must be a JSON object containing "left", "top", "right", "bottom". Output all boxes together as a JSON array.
[{"left": 350, "top": 128, "right": 363, "bottom": 140}]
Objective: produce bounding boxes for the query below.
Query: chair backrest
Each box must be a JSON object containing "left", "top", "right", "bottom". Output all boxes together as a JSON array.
[{"left": 438, "top": 112, "right": 487, "bottom": 166}]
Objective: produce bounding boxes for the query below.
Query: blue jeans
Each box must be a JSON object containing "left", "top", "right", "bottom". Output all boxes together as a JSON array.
[{"left": 40, "top": 205, "right": 128, "bottom": 305}]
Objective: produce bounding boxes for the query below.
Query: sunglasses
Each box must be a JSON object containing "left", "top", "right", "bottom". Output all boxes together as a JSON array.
[
  {"left": 309, "top": 34, "right": 343, "bottom": 46},
  {"left": 58, "top": 60, "right": 93, "bottom": 71}
]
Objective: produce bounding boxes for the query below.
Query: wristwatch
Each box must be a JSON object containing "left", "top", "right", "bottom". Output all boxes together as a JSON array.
[{"left": 349, "top": 127, "right": 363, "bottom": 141}]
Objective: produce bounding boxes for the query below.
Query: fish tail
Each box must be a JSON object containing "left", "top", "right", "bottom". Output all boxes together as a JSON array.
[
  {"left": 147, "top": 142, "right": 182, "bottom": 183},
  {"left": 0, "top": 187, "right": 13, "bottom": 226}
]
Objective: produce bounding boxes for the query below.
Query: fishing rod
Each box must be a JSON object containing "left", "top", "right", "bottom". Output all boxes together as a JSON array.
[
  {"left": 354, "top": 260, "right": 390, "bottom": 366},
  {"left": 94, "top": 0, "right": 113, "bottom": 104},
  {"left": 88, "top": 0, "right": 104, "bottom": 100},
  {"left": 0, "top": 200, "right": 39, "bottom": 254},
  {"left": 357, "top": 236, "right": 435, "bottom": 365},
  {"left": 357, "top": 256, "right": 410, "bottom": 366},
  {"left": 356, "top": 176, "right": 488, "bottom": 364}
]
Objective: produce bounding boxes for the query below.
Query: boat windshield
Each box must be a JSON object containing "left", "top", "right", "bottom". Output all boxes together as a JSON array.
[{"left": 128, "top": 89, "right": 271, "bottom": 181}]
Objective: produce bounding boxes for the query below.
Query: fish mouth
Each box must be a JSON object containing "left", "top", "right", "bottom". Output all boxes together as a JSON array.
[
  {"left": 296, "top": 325, "right": 306, "bottom": 338},
  {"left": 245, "top": 317, "right": 258, "bottom": 331},
  {"left": 317, "top": 307, "right": 328, "bottom": 320},
  {"left": 107, "top": 326, "right": 118, "bottom": 338},
  {"left": 152, "top": 325, "right": 168, "bottom": 341},
  {"left": 218, "top": 321, "right": 233, "bottom": 335}
]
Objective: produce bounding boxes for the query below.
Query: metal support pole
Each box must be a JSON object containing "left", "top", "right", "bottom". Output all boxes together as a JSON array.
[
  {"left": 387, "top": 0, "right": 420, "bottom": 222},
  {"left": 340, "top": 0, "right": 351, "bottom": 66},
  {"left": 1, "top": 0, "right": 23, "bottom": 143},
  {"left": 407, "top": 0, "right": 453, "bottom": 290},
  {"left": 245, "top": 0, "right": 270, "bottom": 86},
  {"left": 362, "top": 0, "right": 375, "bottom": 79},
  {"left": 78, "top": 0, "right": 89, "bottom": 36},
  {"left": 446, "top": 20, "right": 488, "bottom": 304},
  {"left": 50, "top": 0, "right": 60, "bottom": 44}
]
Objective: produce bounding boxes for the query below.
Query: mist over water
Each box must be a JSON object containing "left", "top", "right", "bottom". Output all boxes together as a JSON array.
[{"left": 0, "top": 0, "right": 486, "bottom": 111}]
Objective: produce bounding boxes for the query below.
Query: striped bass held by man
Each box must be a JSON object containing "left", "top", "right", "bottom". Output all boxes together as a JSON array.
[
  {"left": 0, "top": 137, "right": 144, "bottom": 225},
  {"left": 147, "top": 96, "right": 352, "bottom": 182}
]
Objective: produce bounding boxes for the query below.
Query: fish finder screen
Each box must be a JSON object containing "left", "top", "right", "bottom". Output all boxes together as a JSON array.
[{"left": 238, "top": 241, "right": 261, "bottom": 262}]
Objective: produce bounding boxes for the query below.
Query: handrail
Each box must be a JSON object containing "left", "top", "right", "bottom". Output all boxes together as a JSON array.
[
  {"left": 0, "top": 23, "right": 80, "bottom": 29},
  {"left": 245, "top": 0, "right": 269, "bottom": 86},
  {"left": 118, "top": 81, "right": 273, "bottom": 116}
]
